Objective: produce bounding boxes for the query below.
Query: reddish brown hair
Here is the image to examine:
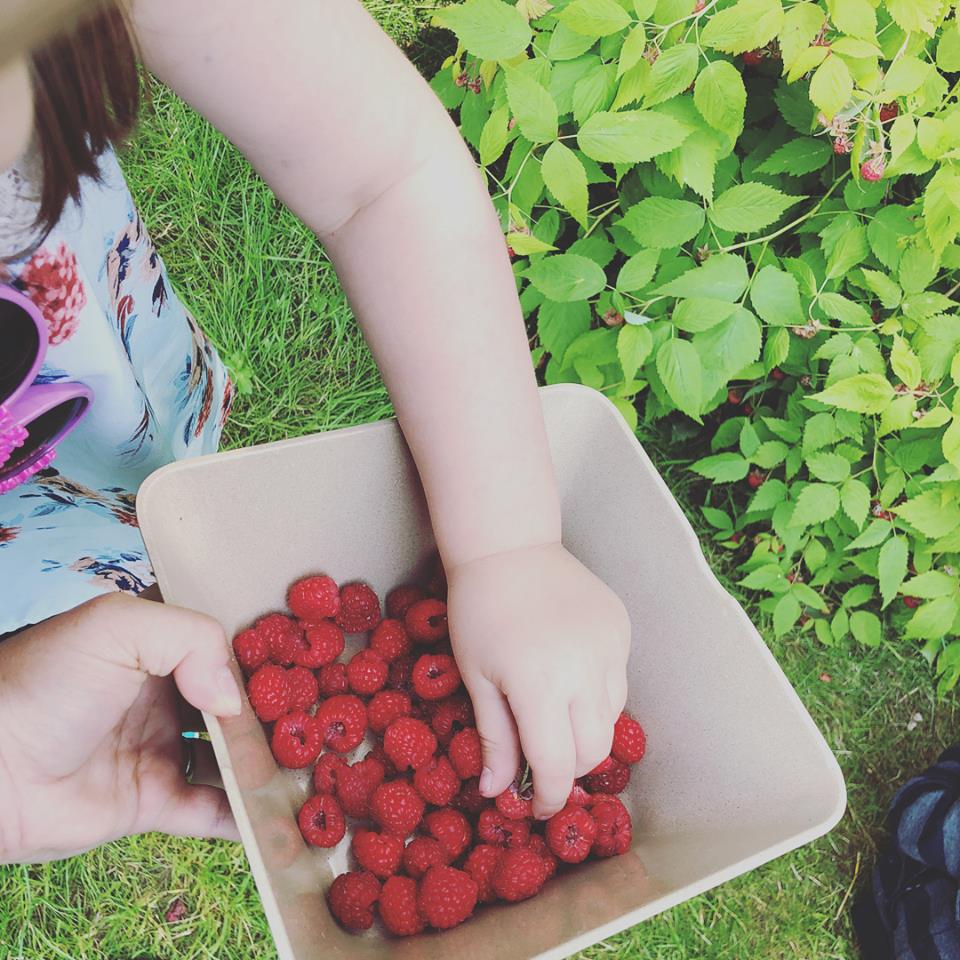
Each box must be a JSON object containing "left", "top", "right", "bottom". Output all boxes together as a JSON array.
[{"left": 29, "top": 1, "right": 140, "bottom": 232}]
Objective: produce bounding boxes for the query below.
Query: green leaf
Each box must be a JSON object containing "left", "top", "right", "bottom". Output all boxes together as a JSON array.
[
  {"left": 883, "top": 56, "right": 933, "bottom": 98},
  {"left": 906, "top": 597, "right": 960, "bottom": 641},
  {"left": 572, "top": 62, "right": 617, "bottom": 124},
  {"left": 616, "top": 249, "right": 660, "bottom": 292},
  {"left": 548, "top": 21, "right": 599, "bottom": 59},
  {"left": 943, "top": 417, "right": 960, "bottom": 470},
  {"left": 878, "top": 535, "right": 908, "bottom": 608},
  {"left": 779, "top": 2, "right": 827, "bottom": 70},
  {"left": 644, "top": 43, "right": 700, "bottom": 108},
  {"left": 850, "top": 610, "right": 882, "bottom": 647},
  {"left": 886, "top": 0, "right": 942, "bottom": 35},
  {"left": 825, "top": 225, "right": 870, "bottom": 279},
  {"left": 656, "top": 254, "right": 750, "bottom": 301},
  {"left": 619, "top": 25, "right": 649, "bottom": 77},
  {"left": 826, "top": 0, "right": 876, "bottom": 39},
  {"left": 891, "top": 335, "right": 922, "bottom": 390},
  {"left": 691, "top": 452, "right": 750, "bottom": 482},
  {"left": 695, "top": 306, "right": 762, "bottom": 379},
  {"left": 538, "top": 299, "right": 592, "bottom": 359},
  {"left": 558, "top": 0, "right": 632, "bottom": 36},
  {"left": 752, "top": 440, "right": 789, "bottom": 468},
  {"left": 709, "top": 183, "right": 801, "bottom": 233},
  {"left": 756, "top": 137, "right": 832, "bottom": 175},
  {"left": 750, "top": 266, "right": 804, "bottom": 326},
  {"left": 693, "top": 60, "right": 747, "bottom": 138},
  {"left": 701, "top": 0, "right": 785, "bottom": 55},
  {"left": 790, "top": 483, "right": 841, "bottom": 527},
  {"left": 806, "top": 452, "right": 851, "bottom": 482},
  {"left": 618, "top": 197, "right": 706, "bottom": 249},
  {"left": 817, "top": 292, "right": 871, "bottom": 326},
  {"left": 774, "top": 593, "right": 803, "bottom": 637},
  {"left": 434, "top": 0, "right": 533, "bottom": 59},
  {"left": 656, "top": 338, "right": 703, "bottom": 418},
  {"left": 748, "top": 477, "right": 788, "bottom": 512},
  {"left": 924, "top": 167, "right": 960, "bottom": 256},
  {"left": 868, "top": 205, "right": 913, "bottom": 272},
  {"left": 809, "top": 54, "right": 853, "bottom": 121},
  {"left": 541, "top": 141, "right": 589, "bottom": 228},
  {"left": 507, "top": 72, "right": 559, "bottom": 143},
  {"left": 578, "top": 110, "right": 690, "bottom": 163},
  {"left": 841, "top": 477, "right": 871, "bottom": 528},
  {"left": 618, "top": 323, "right": 653, "bottom": 380},
  {"left": 525, "top": 254, "right": 608, "bottom": 301},
  {"left": 479, "top": 105, "right": 511, "bottom": 166},
  {"left": 937, "top": 19, "right": 960, "bottom": 71},
  {"left": 507, "top": 233, "right": 556, "bottom": 255},
  {"left": 812, "top": 373, "right": 893, "bottom": 414},
  {"left": 894, "top": 491, "right": 960, "bottom": 538},
  {"left": 859, "top": 269, "right": 902, "bottom": 309},
  {"left": 672, "top": 298, "right": 737, "bottom": 333},
  {"left": 903, "top": 571, "right": 959, "bottom": 600}
]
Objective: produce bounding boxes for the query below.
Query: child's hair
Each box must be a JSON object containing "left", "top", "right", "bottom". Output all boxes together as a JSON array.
[{"left": 26, "top": 0, "right": 140, "bottom": 233}]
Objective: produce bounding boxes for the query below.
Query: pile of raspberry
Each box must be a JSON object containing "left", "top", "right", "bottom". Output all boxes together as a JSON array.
[{"left": 233, "top": 562, "right": 645, "bottom": 937}]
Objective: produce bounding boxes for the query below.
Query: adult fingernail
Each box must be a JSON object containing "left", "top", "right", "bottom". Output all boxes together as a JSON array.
[
  {"left": 479, "top": 767, "right": 494, "bottom": 796},
  {"left": 215, "top": 666, "right": 243, "bottom": 716}
]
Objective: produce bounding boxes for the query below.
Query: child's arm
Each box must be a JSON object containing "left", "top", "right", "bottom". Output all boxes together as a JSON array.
[{"left": 132, "top": 0, "right": 630, "bottom": 817}]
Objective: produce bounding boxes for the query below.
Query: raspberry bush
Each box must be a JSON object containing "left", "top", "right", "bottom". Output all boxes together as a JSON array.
[{"left": 430, "top": 0, "right": 960, "bottom": 692}]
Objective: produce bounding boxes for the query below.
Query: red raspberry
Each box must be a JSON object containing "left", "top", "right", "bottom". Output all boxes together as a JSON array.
[
  {"left": 383, "top": 717, "right": 437, "bottom": 772},
  {"left": 369, "top": 619, "right": 412, "bottom": 662},
  {"left": 464, "top": 843, "right": 503, "bottom": 902},
  {"left": 336, "top": 757, "right": 386, "bottom": 818},
  {"left": 428, "top": 694, "right": 474, "bottom": 745},
  {"left": 246, "top": 664, "right": 291, "bottom": 722},
  {"left": 256, "top": 613, "right": 304, "bottom": 666},
  {"left": 448, "top": 727, "right": 483, "bottom": 779},
  {"left": 318, "top": 662, "right": 349, "bottom": 696},
  {"left": 327, "top": 871, "right": 380, "bottom": 931},
  {"left": 477, "top": 808, "right": 530, "bottom": 848},
  {"left": 404, "top": 599, "right": 448, "bottom": 644},
  {"left": 352, "top": 829, "right": 404, "bottom": 879},
  {"left": 314, "top": 753, "right": 348, "bottom": 794},
  {"left": 314, "top": 694, "right": 367, "bottom": 753},
  {"left": 771, "top": 367, "right": 786, "bottom": 381},
  {"left": 285, "top": 665, "right": 319, "bottom": 711},
  {"left": 347, "top": 649, "right": 389, "bottom": 696},
  {"left": 379, "top": 875, "right": 425, "bottom": 937},
  {"left": 402, "top": 836, "right": 450, "bottom": 879},
  {"left": 590, "top": 795, "right": 633, "bottom": 857},
  {"left": 413, "top": 654, "right": 462, "bottom": 701},
  {"left": 526, "top": 834, "right": 558, "bottom": 880},
  {"left": 287, "top": 574, "right": 340, "bottom": 621},
  {"left": 417, "top": 866, "right": 477, "bottom": 930},
  {"left": 454, "top": 777, "right": 489, "bottom": 816},
  {"left": 584, "top": 756, "right": 631, "bottom": 794},
  {"left": 295, "top": 621, "right": 344, "bottom": 668},
  {"left": 413, "top": 756, "right": 461, "bottom": 807},
  {"left": 425, "top": 554, "right": 447, "bottom": 599},
  {"left": 903, "top": 595, "right": 922, "bottom": 609},
  {"left": 861, "top": 156, "right": 886, "bottom": 181},
  {"left": 336, "top": 581, "right": 382, "bottom": 634},
  {"left": 567, "top": 783, "right": 593, "bottom": 806},
  {"left": 271, "top": 710, "right": 323, "bottom": 769},
  {"left": 742, "top": 48, "right": 765, "bottom": 65},
  {"left": 492, "top": 847, "right": 548, "bottom": 902},
  {"left": 880, "top": 101, "right": 899, "bottom": 123},
  {"left": 367, "top": 690, "right": 413, "bottom": 735},
  {"left": 545, "top": 804, "right": 598, "bottom": 863},
  {"left": 365, "top": 742, "right": 398, "bottom": 778},
  {"left": 232, "top": 628, "right": 270, "bottom": 674},
  {"left": 747, "top": 469, "right": 765, "bottom": 490},
  {"left": 387, "top": 655, "right": 416, "bottom": 693},
  {"left": 612, "top": 712, "right": 646, "bottom": 764},
  {"left": 298, "top": 794, "right": 346, "bottom": 848},
  {"left": 386, "top": 584, "right": 426, "bottom": 620},
  {"left": 727, "top": 387, "right": 743, "bottom": 405},
  {"left": 495, "top": 780, "right": 533, "bottom": 820},
  {"left": 371, "top": 780, "right": 425, "bottom": 837},
  {"left": 424, "top": 808, "right": 472, "bottom": 860}
]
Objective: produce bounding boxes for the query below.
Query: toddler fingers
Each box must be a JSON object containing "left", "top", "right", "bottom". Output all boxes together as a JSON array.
[
  {"left": 468, "top": 678, "right": 521, "bottom": 798},
  {"left": 570, "top": 697, "right": 614, "bottom": 779},
  {"left": 510, "top": 695, "right": 576, "bottom": 820}
]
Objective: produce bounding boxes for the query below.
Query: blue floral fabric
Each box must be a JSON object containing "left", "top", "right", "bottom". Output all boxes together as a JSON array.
[{"left": 0, "top": 149, "right": 233, "bottom": 633}]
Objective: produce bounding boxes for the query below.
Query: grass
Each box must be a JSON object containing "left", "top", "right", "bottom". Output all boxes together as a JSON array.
[{"left": 2, "top": 5, "right": 958, "bottom": 957}]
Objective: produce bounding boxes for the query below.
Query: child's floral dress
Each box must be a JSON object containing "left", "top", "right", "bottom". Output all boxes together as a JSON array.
[{"left": 0, "top": 146, "right": 234, "bottom": 634}]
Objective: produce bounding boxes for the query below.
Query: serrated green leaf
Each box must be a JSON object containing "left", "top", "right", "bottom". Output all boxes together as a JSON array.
[
  {"left": 886, "top": 0, "right": 942, "bottom": 36},
  {"left": 617, "top": 323, "right": 653, "bottom": 380},
  {"left": 826, "top": 0, "right": 876, "bottom": 39},
  {"left": 850, "top": 610, "right": 882, "bottom": 646},
  {"left": 558, "top": 0, "right": 632, "bottom": 36},
  {"left": 790, "top": 482, "right": 841, "bottom": 527},
  {"left": 903, "top": 571, "right": 958, "bottom": 600},
  {"left": 507, "top": 72, "right": 559, "bottom": 143},
  {"left": 656, "top": 338, "right": 703, "bottom": 418},
  {"left": 860, "top": 269, "right": 902, "bottom": 309},
  {"left": 774, "top": 593, "right": 803, "bottom": 636},
  {"left": 578, "top": 109, "right": 690, "bottom": 163},
  {"left": 825, "top": 224, "right": 869, "bottom": 279},
  {"left": 644, "top": 43, "right": 699, "bottom": 108},
  {"left": 882, "top": 56, "right": 933, "bottom": 99},
  {"left": 479, "top": 105, "right": 511, "bottom": 166},
  {"left": 906, "top": 597, "right": 960, "bottom": 640},
  {"left": 693, "top": 59, "right": 747, "bottom": 139},
  {"left": 812, "top": 373, "right": 894, "bottom": 414},
  {"left": 891, "top": 335, "right": 922, "bottom": 390},
  {"left": 807, "top": 452, "right": 851, "bottom": 482},
  {"left": 434, "top": 0, "right": 533, "bottom": 59},
  {"left": 809, "top": 54, "right": 853, "bottom": 121},
  {"left": 779, "top": 3, "right": 827, "bottom": 71},
  {"left": 525, "top": 254, "right": 608, "bottom": 301},
  {"left": 616, "top": 249, "right": 660, "bottom": 292},
  {"left": 937, "top": 19, "right": 960, "bottom": 71},
  {"left": 895, "top": 491, "right": 960, "bottom": 538},
  {"left": 748, "top": 477, "right": 788, "bottom": 512},
  {"left": 541, "top": 141, "right": 589, "bottom": 228},
  {"left": 695, "top": 306, "right": 762, "bottom": 379},
  {"left": 924, "top": 167, "right": 960, "bottom": 256},
  {"left": 538, "top": 299, "right": 592, "bottom": 359},
  {"left": 709, "top": 183, "right": 802, "bottom": 233},
  {"left": 841, "top": 478, "right": 871, "bottom": 528},
  {"left": 756, "top": 137, "right": 832, "bottom": 175},
  {"left": 618, "top": 197, "right": 706, "bottom": 249},
  {"left": 691, "top": 452, "right": 750, "bottom": 481},
  {"left": 701, "top": 0, "right": 785, "bottom": 55},
  {"left": 753, "top": 440, "right": 789, "bottom": 468},
  {"left": 656, "top": 254, "right": 750, "bottom": 301},
  {"left": 878, "top": 535, "right": 908, "bottom": 608},
  {"left": 619, "top": 25, "right": 648, "bottom": 77},
  {"left": 672, "top": 298, "right": 737, "bottom": 333},
  {"left": 943, "top": 417, "right": 960, "bottom": 470},
  {"left": 750, "top": 266, "right": 804, "bottom": 326}
]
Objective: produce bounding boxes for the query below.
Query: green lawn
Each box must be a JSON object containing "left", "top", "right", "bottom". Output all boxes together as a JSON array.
[{"left": 2, "top": 5, "right": 957, "bottom": 958}]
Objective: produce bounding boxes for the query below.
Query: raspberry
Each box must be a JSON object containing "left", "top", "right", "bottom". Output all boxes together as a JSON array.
[
  {"left": 448, "top": 727, "right": 483, "bottom": 779},
  {"left": 287, "top": 574, "right": 340, "bottom": 621},
  {"left": 492, "top": 847, "right": 547, "bottom": 902},
  {"left": 464, "top": 844, "right": 503, "bottom": 902},
  {"left": 336, "top": 581, "right": 382, "bottom": 633},
  {"left": 367, "top": 690, "right": 413, "bottom": 735},
  {"left": 413, "top": 757, "right": 461, "bottom": 807},
  {"left": 747, "top": 469, "right": 765, "bottom": 489},
  {"left": 545, "top": 804, "right": 597, "bottom": 863},
  {"left": 567, "top": 783, "right": 593, "bottom": 806},
  {"left": 365, "top": 742, "right": 398, "bottom": 778},
  {"left": 347, "top": 649, "right": 389, "bottom": 696},
  {"left": 386, "top": 584, "right": 426, "bottom": 620},
  {"left": 424, "top": 808, "right": 472, "bottom": 860},
  {"left": 352, "top": 829, "right": 404, "bottom": 879},
  {"left": 904, "top": 595, "right": 922, "bottom": 609},
  {"left": 880, "top": 101, "right": 899, "bottom": 123},
  {"left": 318, "top": 662, "right": 349, "bottom": 696},
  {"left": 271, "top": 710, "right": 323, "bottom": 768},
  {"left": 314, "top": 694, "right": 368, "bottom": 753},
  {"left": 371, "top": 780, "right": 425, "bottom": 837},
  {"left": 591, "top": 795, "right": 633, "bottom": 857},
  {"left": 453, "top": 777, "right": 489, "bottom": 816},
  {"left": 428, "top": 694, "right": 474, "bottom": 745},
  {"left": 413, "top": 654, "right": 462, "bottom": 701},
  {"left": 612, "top": 712, "right": 646, "bottom": 764},
  {"left": 742, "top": 48, "right": 765, "bottom": 65},
  {"left": 584, "top": 756, "right": 631, "bottom": 794},
  {"left": 526, "top": 834, "right": 558, "bottom": 880},
  {"left": 295, "top": 621, "right": 344, "bottom": 668},
  {"left": 232, "top": 628, "right": 269, "bottom": 674},
  {"left": 298, "top": 794, "right": 346, "bottom": 848},
  {"left": 369, "top": 619, "right": 411, "bottom": 662},
  {"left": 336, "top": 757, "right": 386, "bottom": 818},
  {"left": 285, "top": 665, "right": 319, "bottom": 711},
  {"left": 495, "top": 780, "right": 533, "bottom": 821},
  {"left": 404, "top": 599, "right": 448, "bottom": 644},
  {"left": 314, "top": 752, "right": 348, "bottom": 794},
  {"left": 327, "top": 871, "right": 380, "bottom": 931},
  {"left": 246, "top": 664, "right": 291, "bottom": 722},
  {"left": 861, "top": 156, "right": 886, "bottom": 181},
  {"left": 379, "top": 875, "right": 425, "bottom": 937},
  {"left": 417, "top": 866, "right": 478, "bottom": 930},
  {"left": 477, "top": 808, "right": 530, "bottom": 848},
  {"left": 384, "top": 717, "right": 437, "bottom": 772},
  {"left": 256, "top": 613, "right": 304, "bottom": 666},
  {"left": 401, "top": 836, "right": 449, "bottom": 879}
]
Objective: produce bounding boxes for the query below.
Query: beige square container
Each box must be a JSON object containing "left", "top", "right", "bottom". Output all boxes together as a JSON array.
[{"left": 137, "top": 384, "right": 846, "bottom": 960}]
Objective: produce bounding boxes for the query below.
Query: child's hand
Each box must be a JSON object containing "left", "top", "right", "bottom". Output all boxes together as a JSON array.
[
  {"left": 448, "top": 542, "right": 631, "bottom": 819},
  {"left": 0, "top": 594, "right": 242, "bottom": 864}
]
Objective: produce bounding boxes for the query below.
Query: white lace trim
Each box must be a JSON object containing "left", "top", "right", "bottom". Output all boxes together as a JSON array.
[{"left": 0, "top": 144, "right": 44, "bottom": 263}]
